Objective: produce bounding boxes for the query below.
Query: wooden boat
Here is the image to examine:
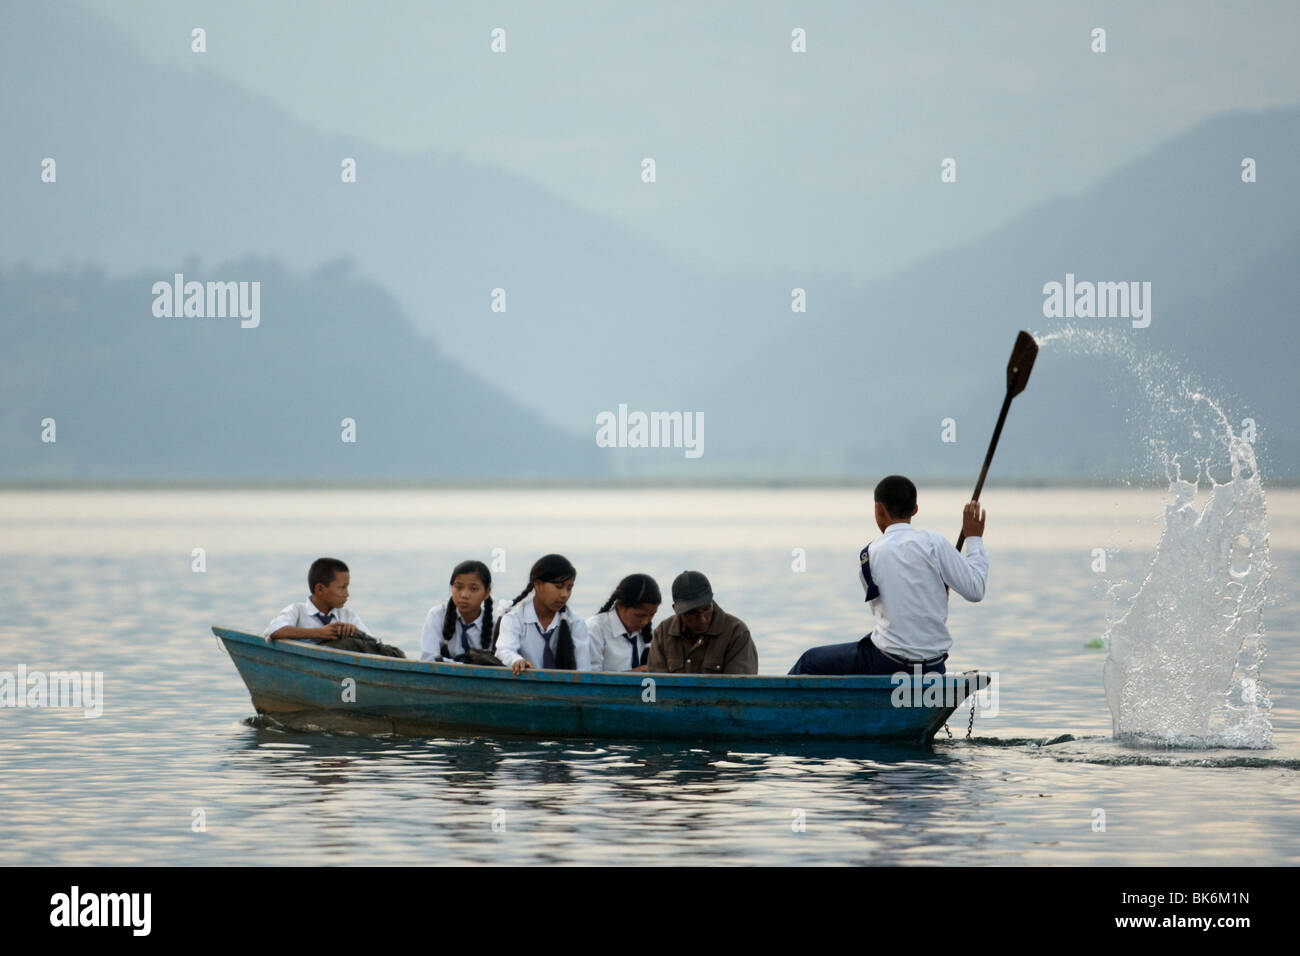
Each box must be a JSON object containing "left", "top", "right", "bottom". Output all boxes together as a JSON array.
[{"left": 214, "top": 626, "right": 989, "bottom": 744}]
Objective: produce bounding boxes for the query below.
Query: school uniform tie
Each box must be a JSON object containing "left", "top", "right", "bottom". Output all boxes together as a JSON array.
[
  {"left": 459, "top": 618, "right": 473, "bottom": 654},
  {"left": 314, "top": 611, "right": 335, "bottom": 625},
  {"left": 860, "top": 543, "right": 880, "bottom": 601},
  {"left": 536, "top": 623, "right": 556, "bottom": 668},
  {"left": 625, "top": 633, "right": 639, "bottom": 670}
]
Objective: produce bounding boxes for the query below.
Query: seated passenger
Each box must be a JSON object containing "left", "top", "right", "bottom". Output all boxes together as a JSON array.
[
  {"left": 646, "top": 571, "right": 758, "bottom": 674},
  {"left": 494, "top": 554, "right": 592, "bottom": 676},
  {"left": 264, "top": 557, "right": 405, "bottom": 657},
  {"left": 420, "top": 559, "right": 499, "bottom": 663},
  {"left": 587, "top": 573, "right": 661, "bottom": 672}
]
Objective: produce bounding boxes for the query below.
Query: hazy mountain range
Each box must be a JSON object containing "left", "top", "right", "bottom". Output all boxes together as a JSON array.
[
  {"left": 2, "top": 1, "right": 1296, "bottom": 482},
  {"left": 0, "top": 259, "right": 606, "bottom": 480}
]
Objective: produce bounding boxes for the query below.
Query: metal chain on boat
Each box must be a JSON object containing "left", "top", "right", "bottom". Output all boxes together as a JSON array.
[
  {"left": 965, "top": 670, "right": 979, "bottom": 739},
  {"left": 942, "top": 671, "right": 979, "bottom": 740}
]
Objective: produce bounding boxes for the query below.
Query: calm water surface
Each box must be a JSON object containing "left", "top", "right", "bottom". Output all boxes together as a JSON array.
[{"left": 1, "top": 488, "right": 1297, "bottom": 865}]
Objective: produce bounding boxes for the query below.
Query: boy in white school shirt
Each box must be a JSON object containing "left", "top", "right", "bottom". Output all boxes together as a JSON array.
[
  {"left": 787, "top": 475, "right": 988, "bottom": 676},
  {"left": 264, "top": 557, "right": 406, "bottom": 657}
]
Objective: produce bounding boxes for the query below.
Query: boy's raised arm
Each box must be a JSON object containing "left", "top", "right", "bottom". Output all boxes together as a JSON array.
[{"left": 937, "top": 502, "right": 989, "bottom": 602}]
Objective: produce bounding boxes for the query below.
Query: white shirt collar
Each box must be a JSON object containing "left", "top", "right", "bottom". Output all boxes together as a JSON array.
[
  {"left": 522, "top": 598, "right": 562, "bottom": 632},
  {"left": 883, "top": 522, "right": 911, "bottom": 535},
  {"left": 451, "top": 608, "right": 480, "bottom": 629},
  {"left": 606, "top": 607, "right": 634, "bottom": 639}
]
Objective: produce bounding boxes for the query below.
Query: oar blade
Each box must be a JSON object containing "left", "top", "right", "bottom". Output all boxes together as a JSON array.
[{"left": 1006, "top": 330, "right": 1039, "bottom": 397}]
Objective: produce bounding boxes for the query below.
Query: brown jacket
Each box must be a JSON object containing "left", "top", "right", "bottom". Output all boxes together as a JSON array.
[{"left": 646, "top": 602, "right": 758, "bottom": 675}]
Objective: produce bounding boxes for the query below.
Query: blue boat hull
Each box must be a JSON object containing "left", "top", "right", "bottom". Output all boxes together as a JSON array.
[{"left": 214, "top": 626, "right": 987, "bottom": 744}]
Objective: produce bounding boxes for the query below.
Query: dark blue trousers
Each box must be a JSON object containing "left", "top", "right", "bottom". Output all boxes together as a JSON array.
[{"left": 787, "top": 634, "right": 947, "bottom": 676}]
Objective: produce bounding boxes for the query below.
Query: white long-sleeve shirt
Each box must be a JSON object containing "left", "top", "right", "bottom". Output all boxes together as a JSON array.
[
  {"left": 586, "top": 608, "right": 653, "bottom": 672},
  {"left": 419, "top": 602, "right": 491, "bottom": 661},
  {"left": 263, "top": 599, "right": 369, "bottom": 645},
  {"left": 495, "top": 599, "right": 591, "bottom": 670},
  {"left": 859, "top": 522, "right": 988, "bottom": 660}
]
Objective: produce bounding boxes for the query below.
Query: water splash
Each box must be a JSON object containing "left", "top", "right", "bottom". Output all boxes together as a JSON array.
[{"left": 1033, "top": 325, "right": 1272, "bottom": 748}]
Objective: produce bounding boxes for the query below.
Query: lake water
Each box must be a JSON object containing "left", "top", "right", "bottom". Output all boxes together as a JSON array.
[{"left": 1, "top": 487, "right": 1297, "bottom": 865}]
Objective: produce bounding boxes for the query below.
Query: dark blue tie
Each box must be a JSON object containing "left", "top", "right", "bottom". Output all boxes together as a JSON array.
[
  {"left": 314, "top": 611, "right": 335, "bottom": 625},
  {"left": 625, "top": 633, "right": 639, "bottom": 670},
  {"left": 459, "top": 618, "right": 473, "bottom": 654},
  {"left": 536, "top": 623, "right": 556, "bottom": 668}
]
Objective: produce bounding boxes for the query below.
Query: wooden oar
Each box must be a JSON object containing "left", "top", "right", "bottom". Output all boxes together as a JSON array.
[{"left": 954, "top": 330, "right": 1039, "bottom": 552}]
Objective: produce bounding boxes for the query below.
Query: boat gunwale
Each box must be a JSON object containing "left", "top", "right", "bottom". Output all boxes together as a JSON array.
[{"left": 213, "top": 626, "right": 991, "bottom": 692}]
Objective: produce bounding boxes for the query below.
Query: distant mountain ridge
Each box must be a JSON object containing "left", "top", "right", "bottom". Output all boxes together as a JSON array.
[
  {"left": 688, "top": 107, "right": 1300, "bottom": 480},
  {"left": 2, "top": 2, "right": 1297, "bottom": 481},
  {"left": 0, "top": 259, "right": 608, "bottom": 480}
]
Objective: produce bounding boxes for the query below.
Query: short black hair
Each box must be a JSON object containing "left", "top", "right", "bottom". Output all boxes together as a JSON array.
[
  {"left": 874, "top": 475, "right": 917, "bottom": 519},
  {"left": 308, "top": 557, "right": 349, "bottom": 593}
]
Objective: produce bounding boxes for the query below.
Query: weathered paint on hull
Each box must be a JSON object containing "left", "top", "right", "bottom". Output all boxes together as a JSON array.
[{"left": 214, "top": 626, "right": 987, "bottom": 744}]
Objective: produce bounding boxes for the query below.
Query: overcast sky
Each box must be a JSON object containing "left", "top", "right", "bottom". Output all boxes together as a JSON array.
[{"left": 80, "top": 0, "right": 1300, "bottom": 285}]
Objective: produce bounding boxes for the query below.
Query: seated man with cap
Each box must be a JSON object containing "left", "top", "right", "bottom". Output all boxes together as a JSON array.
[
  {"left": 646, "top": 571, "right": 759, "bottom": 675},
  {"left": 788, "top": 475, "right": 988, "bottom": 676}
]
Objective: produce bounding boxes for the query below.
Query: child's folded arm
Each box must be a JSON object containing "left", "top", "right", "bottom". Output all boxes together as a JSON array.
[
  {"left": 268, "top": 625, "right": 322, "bottom": 640},
  {"left": 263, "top": 605, "right": 298, "bottom": 639}
]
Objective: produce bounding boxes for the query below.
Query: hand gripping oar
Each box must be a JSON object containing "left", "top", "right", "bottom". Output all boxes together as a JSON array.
[{"left": 954, "top": 330, "right": 1039, "bottom": 552}]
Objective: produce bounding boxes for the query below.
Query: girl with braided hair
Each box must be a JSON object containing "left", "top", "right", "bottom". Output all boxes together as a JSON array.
[
  {"left": 587, "top": 573, "right": 661, "bottom": 671},
  {"left": 419, "top": 560, "right": 496, "bottom": 662},
  {"left": 493, "top": 553, "right": 592, "bottom": 675}
]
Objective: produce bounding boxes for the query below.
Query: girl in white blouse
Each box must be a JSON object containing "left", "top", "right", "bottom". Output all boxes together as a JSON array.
[
  {"left": 494, "top": 554, "right": 591, "bottom": 675},
  {"left": 587, "top": 573, "right": 662, "bottom": 671},
  {"left": 419, "top": 560, "right": 495, "bottom": 662}
]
